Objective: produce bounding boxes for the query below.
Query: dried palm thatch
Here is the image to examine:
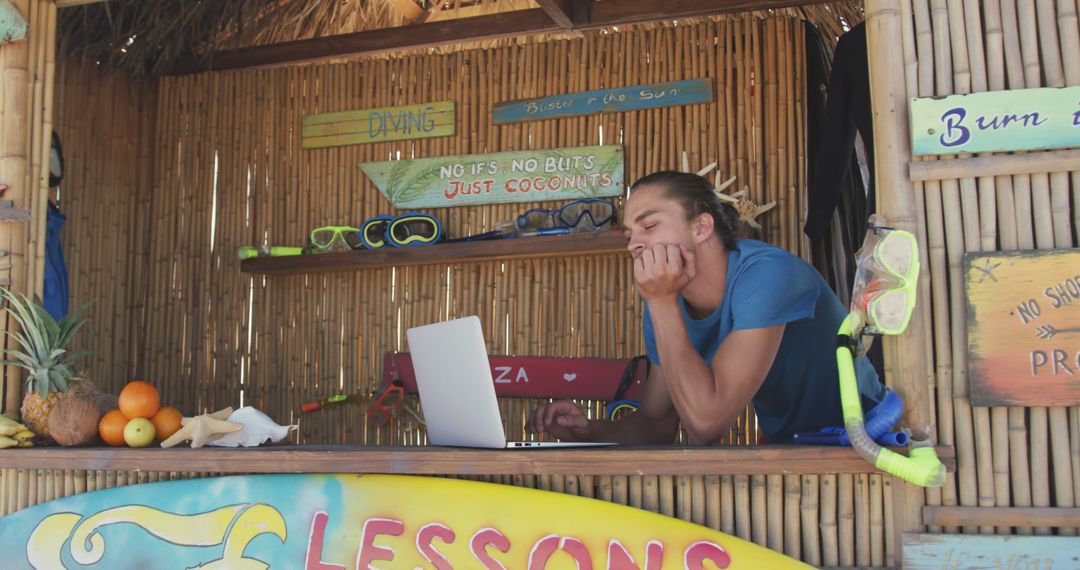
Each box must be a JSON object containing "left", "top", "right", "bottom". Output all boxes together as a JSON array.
[
  {"left": 58, "top": 0, "right": 863, "bottom": 77},
  {"left": 58, "top": 0, "right": 416, "bottom": 76}
]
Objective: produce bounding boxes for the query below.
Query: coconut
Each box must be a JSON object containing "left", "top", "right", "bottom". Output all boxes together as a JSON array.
[
  {"left": 67, "top": 379, "right": 119, "bottom": 415},
  {"left": 48, "top": 396, "right": 103, "bottom": 446}
]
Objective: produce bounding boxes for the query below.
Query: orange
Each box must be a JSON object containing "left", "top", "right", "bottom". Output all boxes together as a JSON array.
[
  {"left": 99, "top": 409, "right": 129, "bottom": 447},
  {"left": 150, "top": 406, "right": 183, "bottom": 442},
  {"left": 118, "top": 381, "right": 161, "bottom": 419}
]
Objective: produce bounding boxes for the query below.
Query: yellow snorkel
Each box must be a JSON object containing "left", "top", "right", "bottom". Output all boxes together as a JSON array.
[{"left": 837, "top": 221, "right": 945, "bottom": 488}]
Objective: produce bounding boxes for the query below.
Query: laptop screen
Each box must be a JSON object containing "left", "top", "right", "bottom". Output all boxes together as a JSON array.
[{"left": 406, "top": 316, "right": 509, "bottom": 448}]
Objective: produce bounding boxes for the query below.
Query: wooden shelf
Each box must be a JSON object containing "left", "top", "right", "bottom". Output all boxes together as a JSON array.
[
  {"left": 239, "top": 229, "right": 629, "bottom": 275},
  {"left": 0, "top": 445, "right": 954, "bottom": 476}
]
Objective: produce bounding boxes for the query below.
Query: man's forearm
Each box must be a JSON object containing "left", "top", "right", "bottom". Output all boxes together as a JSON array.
[
  {"left": 580, "top": 411, "right": 676, "bottom": 445},
  {"left": 648, "top": 302, "right": 741, "bottom": 441}
]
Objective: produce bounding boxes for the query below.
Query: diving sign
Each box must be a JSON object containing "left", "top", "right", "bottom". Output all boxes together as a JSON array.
[
  {"left": 910, "top": 86, "right": 1080, "bottom": 155},
  {"left": 302, "top": 101, "right": 454, "bottom": 148},
  {"left": 965, "top": 249, "right": 1080, "bottom": 406}
]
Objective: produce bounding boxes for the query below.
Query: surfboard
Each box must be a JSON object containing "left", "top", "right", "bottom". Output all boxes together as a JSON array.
[{"left": 0, "top": 473, "right": 809, "bottom": 569}]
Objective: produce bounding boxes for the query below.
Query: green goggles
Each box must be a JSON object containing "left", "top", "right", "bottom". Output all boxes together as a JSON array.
[
  {"left": 852, "top": 228, "right": 920, "bottom": 335},
  {"left": 359, "top": 212, "right": 444, "bottom": 249},
  {"left": 516, "top": 198, "right": 616, "bottom": 233},
  {"left": 308, "top": 226, "right": 363, "bottom": 252}
]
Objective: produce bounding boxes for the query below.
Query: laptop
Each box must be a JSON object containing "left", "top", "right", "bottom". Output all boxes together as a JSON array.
[{"left": 406, "top": 316, "right": 615, "bottom": 449}]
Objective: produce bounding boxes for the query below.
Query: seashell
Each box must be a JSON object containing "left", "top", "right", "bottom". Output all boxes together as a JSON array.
[{"left": 206, "top": 406, "right": 297, "bottom": 447}]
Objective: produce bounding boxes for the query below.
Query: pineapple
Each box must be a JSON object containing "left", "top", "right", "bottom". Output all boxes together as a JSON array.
[{"left": 0, "top": 288, "right": 91, "bottom": 439}]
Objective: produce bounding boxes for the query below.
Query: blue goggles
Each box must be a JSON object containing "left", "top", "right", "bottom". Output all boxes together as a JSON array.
[{"left": 516, "top": 198, "right": 616, "bottom": 232}]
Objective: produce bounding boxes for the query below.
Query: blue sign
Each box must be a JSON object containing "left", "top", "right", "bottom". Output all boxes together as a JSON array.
[
  {"left": 493, "top": 79, "right": 714, "bottom": 124},
  {"left": 910, "top": 86, "right": 1080, "bottom": 155}
]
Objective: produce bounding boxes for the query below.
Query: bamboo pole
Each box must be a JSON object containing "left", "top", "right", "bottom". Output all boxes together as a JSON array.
[
  {"left": 838, "top": 473, "right": 854, "bottom": 567},
  {"left": 800, "top": 475, "right": 820, "bottom": 566},
  {"left": 820, "top": 474, "right": 838, "bottom": 567},
  {"left": 0, "top": 0, "right": 32, "bottom": 413},
  {"left": 867, "top": 0, "right": 932, "bottom": 548}
]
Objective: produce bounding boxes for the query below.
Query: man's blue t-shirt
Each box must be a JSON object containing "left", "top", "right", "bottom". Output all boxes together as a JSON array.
[{"left": 643, "top": 239, "right": 883, "bottom": 442}]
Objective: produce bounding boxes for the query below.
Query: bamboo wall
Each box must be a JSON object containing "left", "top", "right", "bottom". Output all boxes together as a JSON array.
[
  {"left": 5, "top": 14, "right": 909, "bottom": 567},
  {"left": 3, "top": 12, "right": 928, "bottom": 568},
  {"left": 51, "top": 62, "right": 157, "bottom": 392},
  {"left": 65, "top": 15, "right": 814, "bottom": 446},
  {"left": 890, "top": 0, "right": 1079, "bottom": 538},
  {"left": 0, "top": 0, "right": 57, "bottom": 415}
]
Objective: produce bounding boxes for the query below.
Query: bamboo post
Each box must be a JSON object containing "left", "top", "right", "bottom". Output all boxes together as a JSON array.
[
  {"left": 0, "top": 0, "right": 32, "bottom": 413},
  {"left": 820, "top": 474, "right": 838, "bottom": 567},
  {"left": 866, "top": 0, "right": 932, "bottom": 551}
]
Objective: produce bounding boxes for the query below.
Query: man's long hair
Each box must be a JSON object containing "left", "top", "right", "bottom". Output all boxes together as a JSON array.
[{"left": 630, "top": 171, "right": 739, "bottom": 250}]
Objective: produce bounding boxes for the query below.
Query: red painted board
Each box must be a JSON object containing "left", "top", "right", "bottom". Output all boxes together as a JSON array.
[{"left": 382, "top": 352, "right": 647, "bottom": 400}]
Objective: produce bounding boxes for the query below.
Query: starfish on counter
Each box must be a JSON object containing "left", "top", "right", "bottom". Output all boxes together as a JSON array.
[{"left": 161, "top": 407, "right": 242, "bottom": 449}]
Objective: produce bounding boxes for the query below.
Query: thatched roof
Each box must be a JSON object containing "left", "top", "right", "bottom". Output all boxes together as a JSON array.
[{"left": 58, "top": 0, "right": 863, "bottom": 77}]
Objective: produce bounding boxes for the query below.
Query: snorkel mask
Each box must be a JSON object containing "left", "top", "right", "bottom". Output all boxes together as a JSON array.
[
  {"left": 850, "top": 226, "right": 920, "bottom": 336},
  {"left": 836, "top": 218, "right": 945, "bottom": 488}
]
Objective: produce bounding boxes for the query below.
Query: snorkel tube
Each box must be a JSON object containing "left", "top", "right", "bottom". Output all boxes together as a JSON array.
[
  {"left": 836, "top": 222, "right": 945, "bottom": 488},
  {"left": 837, "top": 313, "right": 945, "bottom": 487}
]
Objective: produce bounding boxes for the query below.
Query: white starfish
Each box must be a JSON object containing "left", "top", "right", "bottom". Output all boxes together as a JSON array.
[{"left": 680, "top": 151, "right": 776, "bottom": 230}]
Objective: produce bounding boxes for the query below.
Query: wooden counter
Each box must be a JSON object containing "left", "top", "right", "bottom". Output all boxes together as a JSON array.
[{"left": 0, "top": 445, "right": 955, "bottom": 476}]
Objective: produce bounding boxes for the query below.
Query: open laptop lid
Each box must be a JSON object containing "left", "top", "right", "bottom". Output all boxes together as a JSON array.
[{"left": 406, "top": 316, "right": 509, "bottom": 448}]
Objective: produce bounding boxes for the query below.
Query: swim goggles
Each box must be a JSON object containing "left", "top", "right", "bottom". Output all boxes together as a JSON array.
[
  {"left": 308, "top": 226, "right": 363, "bottom": 252},
  {"left": 851, "top": 226, "right": 920, "bottom": 335},
  {"left": 359, "top": 212, "right": 444, "bottom": 249},
  {"left": 516, "top": 198, "right": 616, "bottom": 233}
]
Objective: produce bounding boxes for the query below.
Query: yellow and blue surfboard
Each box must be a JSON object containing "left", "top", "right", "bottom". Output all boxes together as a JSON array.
[{"left": 0, "top": 473, "right": 809, "bottom": 569}]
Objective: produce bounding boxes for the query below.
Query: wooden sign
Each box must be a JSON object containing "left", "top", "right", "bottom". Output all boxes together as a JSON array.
[
  {"left": 902, "top": 533, "right": 1080, "bottom": 569},
  {"left": 965, "top": 249, "right": 1080, "bottom": 407},
  {"left": 302, "top": 101, "right": 454, "bottom": 148},
  {"left": 360, "top": 144, "right": 624, "bottom": 209},
  {"left": 910, "top": 86, "right": 1080, "bottom": 155},
  {"left": 0, "top": 1, "right": 27, "bottom": 44},
  {"left": 493, "top": 79, "right": 713, "bottom": 124},
  {"left": 384, "top": 353, "right": 647, "bottom": 400},
  {"left": 0, "top": 474, "right": 808, "bottom": 569}
]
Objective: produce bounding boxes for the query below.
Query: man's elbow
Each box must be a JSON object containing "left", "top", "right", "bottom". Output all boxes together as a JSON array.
[{"left": 681, "top": 415, "right": 728, "bottom": 445}]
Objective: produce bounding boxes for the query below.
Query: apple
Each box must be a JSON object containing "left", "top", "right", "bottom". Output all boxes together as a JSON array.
[{"left": 124, "top": 418, "right": 156, "bottom": 448}]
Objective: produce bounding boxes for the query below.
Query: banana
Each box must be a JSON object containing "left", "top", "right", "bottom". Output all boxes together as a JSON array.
[
  {"left": 1, "top": 412, "right": 18, "bottom": 422},
  {"left": 0, "top": 423, "right": 25, "bottom": 437},
  {"left": 0, "top": 435, "right": 17, "bottom": 449},
  {"left": 14, "top": 429, "right": 34, "bottom": 441}
]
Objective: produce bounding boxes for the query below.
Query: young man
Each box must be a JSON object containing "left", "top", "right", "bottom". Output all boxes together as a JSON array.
[{"left": 527, "top": 171, "right": 884, "bottom": 444}]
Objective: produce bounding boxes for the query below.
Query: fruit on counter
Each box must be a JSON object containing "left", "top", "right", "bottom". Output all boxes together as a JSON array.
[
  {"left": 1, "top": 288, "right": 93, "bottom": 441},
  {"left": 48, "top": 396, "right": 103, "bottom": 447},
  {"left": 12, "top": 428, "right": 35, "bottom": 447},
  {"left": 0, "top": 414, "right": 38, "bottom": 447},
  {"left": 118, "top": 381, "right": 160, "bottom": 419},
  {"left": 98, "top": 409, "right": 129, "bottom": 447},
  {"left": 97, "top": 381, "right": 188, "bottom": 447},
  {"left": 123, "top": 418, "right": 156, "bottom": 448},
  {"left": 0, "top": 413, "right": 28, "bottom": 436},
  {"left": 150, "top": 406, "right": 183, "bottom": 442}
]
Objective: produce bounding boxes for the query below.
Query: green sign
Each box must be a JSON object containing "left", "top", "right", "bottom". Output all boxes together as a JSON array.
[
  {"left": 302, "top": 101, "right": 454, "bottom": 149},
  {"left": 910, "top": 86, "right": 1080, "bottom": 155},
  {"left": 360, "top": 145, "right": 625, "bottom": 209}
]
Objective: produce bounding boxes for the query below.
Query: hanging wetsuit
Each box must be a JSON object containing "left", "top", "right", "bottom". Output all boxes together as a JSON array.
[{"left": 804, "top": 22, "right": 875, "bottom": 242}]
